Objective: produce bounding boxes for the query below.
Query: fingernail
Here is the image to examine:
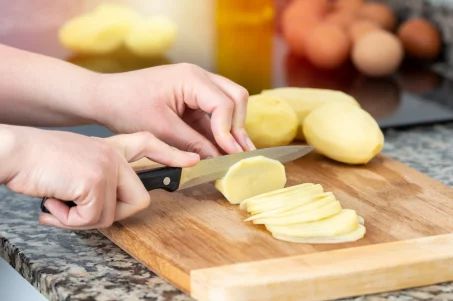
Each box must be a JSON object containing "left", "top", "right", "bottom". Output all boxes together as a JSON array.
[
  {"left": 234, "top": 141, "right": 243, "bottom": 152},
  {"left": 187, "top": 152, "right": 200, "bottom": 159},
  {"left": 246, "top": 137, "right": 256, "bottom": 151}
]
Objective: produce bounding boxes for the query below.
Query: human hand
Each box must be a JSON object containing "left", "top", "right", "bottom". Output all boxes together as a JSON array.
[
  {"left": 91, "top": 63, "right": 256, "bottom": 159},
  {"left": 0, "top": 125, "right": 199, "bottom": 230}
]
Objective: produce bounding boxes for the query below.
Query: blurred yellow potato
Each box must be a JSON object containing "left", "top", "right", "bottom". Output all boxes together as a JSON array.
[
  {"left": 245, "top": 94, "right": 298, "bottom": 148},
  {"left": 261, "top": 88, "right": 360, "bottom": 140},
  {"left": 303, "top": 103, "right": 384, "bottom": 164},
  {"left": 124, "top": 16, "right": 177, "bottom": 57},
  {"left": 59, "top": 3, "right": 141, "bottom": 54}
]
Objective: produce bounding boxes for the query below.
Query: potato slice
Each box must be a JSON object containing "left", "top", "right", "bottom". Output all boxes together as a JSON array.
[
  {"left": 252, "top": 201, "right": 342, "bottom": 225},
  {"left": 59, "top": 3, "right": 141, "bottom": 54},
  {"left": 245, "top": 192, "right": 336, "bottom": 221},
  {"left": 215, "top": 156, "right": 286, "bottom": 204},
  {"left": 239, "top": 183, "right": 316, "bottom": 210},
  {"left": 265, "top": 209, "right": 359, "bottom": 238},
  {"left": 303, "top": 103, "right": 384, "bottom": 164},
  {"left": 245, "top": 184, "right": 325, "bottom": 214},
  {"left": 244, "top": 94, "right": 299, "bottom": 148},
  {"left": 272, "top": 224, "right": 366, "bottom": 244},
  {"left": 124, "top": 15, "right": 177, "bottom": 57},
  {"left": 260, "top": 88, "right": 360, "bottom": 140}
]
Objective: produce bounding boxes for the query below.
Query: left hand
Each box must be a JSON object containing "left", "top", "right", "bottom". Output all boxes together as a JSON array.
[{"left": 91, "top": 63, "right": 256, "bottom": 159}]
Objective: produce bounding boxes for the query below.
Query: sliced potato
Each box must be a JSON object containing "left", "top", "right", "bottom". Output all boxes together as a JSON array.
[
  {"left": 239, "top": 183, "right": 316, "bottom": 210},
  {"left": 272, "top": 224, "right": 366, "bottom": 244},
  {"left": 244, "top": 94, "right": 299, "bottom": 148},
  {"left": 252, "top": 201, "right": 342, "bottom": 225},
  {"left": 124, "top": 15, "right": 177, "bottom": 57},
  {"left": 265, "top": 209, "right": 359, "bottom": 238},
  {"left": 260, "top": 88, "right": 360, "bottom": 140},
  {"left": 245, "top": 184, "right": 325, "bottom": 214},
  {"left": 215, "top": 156, "right": 286, "bottom": 204},
  {"left": 245, "top": 192, "right": 336, "bottom": 221}
]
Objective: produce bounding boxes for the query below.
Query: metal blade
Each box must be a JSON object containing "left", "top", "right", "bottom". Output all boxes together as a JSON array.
[{"left": 178, "top": 145, "right": 314, "bottom": 190}]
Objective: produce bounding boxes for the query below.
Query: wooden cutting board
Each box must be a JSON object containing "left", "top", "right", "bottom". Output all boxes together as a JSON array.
[{"left": 99, "top": 151, "right": 453, "bottom": 301}]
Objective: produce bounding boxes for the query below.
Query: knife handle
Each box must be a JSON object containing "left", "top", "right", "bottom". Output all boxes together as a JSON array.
[{"left": 40, "top": 167, "right": 182, "bottom": 214}]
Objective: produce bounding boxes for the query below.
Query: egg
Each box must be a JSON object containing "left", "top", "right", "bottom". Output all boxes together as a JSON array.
[
  {"left": 358, "top": 2, "right": 397, "bottom": 31},
  {"left": 352, "top": 30, "right": 403, "bottom": 77},
  {"left": 348, "top": 19, "right": 380, "bottom": 43},
  {"left": 325, "top": 10, "right": 356, "bottom": 29},
  {"left": 305, "top": 23, "right": 351, "bottom": 69},
  {"left": 397, "top": 18, "right": 442, "bottom": 61},
  {"left": 333, "top": 0, "right": 364, "bottom": 12},
  {"left": 281, "top": 0, "right": 331, "bottom": 57}
]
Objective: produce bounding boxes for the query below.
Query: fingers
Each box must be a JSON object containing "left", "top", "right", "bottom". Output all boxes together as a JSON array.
[
  {"left": 207, "top": 73, "right": 256, "bottom": 151},
  {"left": 158, "top": 110, "right": 222, "bottom": 159},
  {"left": 105, "top": 131, "right": 200, "bottom": 167}
]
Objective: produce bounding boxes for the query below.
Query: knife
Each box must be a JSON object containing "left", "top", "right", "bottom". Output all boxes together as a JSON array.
[{"left": 40, "top": 145, "right": 314, "bottom": 213}]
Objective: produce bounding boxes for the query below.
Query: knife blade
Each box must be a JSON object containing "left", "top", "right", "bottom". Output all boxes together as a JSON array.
[
  {"left": 174, "top": 145, "right": 314, "bottom": 191},
  {"left": 41, "top": 145, "right": 314, "bottom": 213}
]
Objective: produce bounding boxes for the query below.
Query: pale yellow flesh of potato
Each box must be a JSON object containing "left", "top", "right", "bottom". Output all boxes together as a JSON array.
[
  {"left": 214, "top": 156, "right": 286, "bottom": 204},
  {"left": 303, "top": 103, "right": 384, "bottom": 164},
  {"left": 244, "top": 184, "right": 325, "bottom": 214},
  {"left": 272, "top": 224, "right": 366, "bottom": 244},
  {"left": 265, "top": 209, "right": 359, "bottom": 238},
  {"left": 245, "top": 192, "right": 336, "bottom": 221},
  {"left": 59, "top": 3, "right": 141, "bottom": 54},
  {"left": 239, "top": 183, "right": 317, "bottom": 210},
  {"left": 252, "top": 201, "right": 343, "bottom": 225},
  {"left": 124, "top": 15, "right": 177, "bottom": 57},
  {"left": 244, "top": 94, "right": 299, "bottom": 148},
  {"left": 260, "top": 88, "right": 360, "bottom": 140}
]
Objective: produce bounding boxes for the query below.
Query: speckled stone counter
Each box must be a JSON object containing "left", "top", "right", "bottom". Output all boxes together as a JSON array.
[{"left": 2, "top": 121, "right": 453, "bottom": 301}]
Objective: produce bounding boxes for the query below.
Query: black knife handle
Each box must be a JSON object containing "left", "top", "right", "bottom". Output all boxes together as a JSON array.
[{"left": 40, "top": 167, "right": 182, "bottom": 214}]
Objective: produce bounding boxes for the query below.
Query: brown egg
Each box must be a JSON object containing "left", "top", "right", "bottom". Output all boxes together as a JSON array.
[
  {"left": 358, "top": 2, "right": 397, "bottom": 31},
  {"left": 397, "top": 18, "right": 442, "bottom": 61},
  {"left": 352, "top": 30, "right": 403, "bottom": 77},
  {"left": 305, "top": 23, "right": 351, "bottom": 69},
  {"left": 333, "top": 0, "right": 364, "bottom": 12},
  {"left": 281, "top": 0, "right": 331, "bottom": 57},
  {"left": 325, "top": 10, "right": 356, "bottom": 29},
  {"left": 348, "top": 19, "right": 380, "bottom": 43}
]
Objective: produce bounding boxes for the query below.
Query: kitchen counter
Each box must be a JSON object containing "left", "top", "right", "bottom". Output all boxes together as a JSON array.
[{"left": 2, "top": 122, "right": 453, "bottom": 301}]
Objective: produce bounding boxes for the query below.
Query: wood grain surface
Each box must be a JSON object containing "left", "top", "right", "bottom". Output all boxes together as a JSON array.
[{"left": 100, "top": 152, "right": 453, "bottom": 300}]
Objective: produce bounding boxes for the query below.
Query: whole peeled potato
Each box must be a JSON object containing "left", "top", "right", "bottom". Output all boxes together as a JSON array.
[
  {"left": 352, "top": 30, "right": 404, "bottom": 77},
  {"left": 303, "top": 103, "right": 384, "bottom": 164},
  {"left": 245, "top": 94, "right": 299, "bottom": 148},
  {"left": 261, "top": 87, "right": 360, "bottom": 140}
]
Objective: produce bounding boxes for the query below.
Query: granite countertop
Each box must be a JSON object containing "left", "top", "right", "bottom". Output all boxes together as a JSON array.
[{"left": 1, "top": 121, "right": 453, "bottom": 301}]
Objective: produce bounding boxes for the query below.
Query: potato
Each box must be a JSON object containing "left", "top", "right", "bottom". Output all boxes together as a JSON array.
[
  {"left": 303, "top": 103, "right": 384, "bottom": 164},
  {"left": 260, "top": 88, "right": 360, "bottom": 140},
  {"left": 265, "top": 209, "right": 359, "bottom": 238},
  {"left": 59, "top": 3, "right": 141, "bottom": 54},
  {"left": 124, "top": 15, "right": 177, "bottom": 57},
  {"left": 273, "top": 224, "right": 366, "bottom": 243},
  {"left": 215, "top": 156, "right": 286, "bottom": 204},
  {"left": 244, "top": 94, "right": 299, "bottom": 148},
  {"left": 241, "top": 182, "right": 366, "bottom": 243}
]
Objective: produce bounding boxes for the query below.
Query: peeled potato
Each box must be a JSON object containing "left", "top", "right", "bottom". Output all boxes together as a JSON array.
[
  {"left": 125, "top": 15, "right": 177, "bottom": 57},
  {"left": 303, "top": 103, "right": 384, "bottom": 164},
  {"left": 273, "top": 224, "right": 366, "bottom": 243},
  {"left": 215, "top": 156, "right": 286, "bottom": 204},
  {"left": 59, "top": 3, "right": 141, "bottom": 54},
  {"left": 260, "top": 88, "right": 360, "bottom": 140},
  {"left": 265, "top": 209, "right": 359, "bottom": 237},
  {"left": 244, "top": 94, "right": 299, "bottom": 148}
]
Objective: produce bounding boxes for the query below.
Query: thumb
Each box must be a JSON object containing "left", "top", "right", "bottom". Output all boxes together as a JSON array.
[{"left": 104, "top": 132, "right": 200, "bottom": 167}]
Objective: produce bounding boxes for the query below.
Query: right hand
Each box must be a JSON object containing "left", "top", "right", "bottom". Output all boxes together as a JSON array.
[{"left": 1, "top": 126, "right": 200, "bottom": 230}]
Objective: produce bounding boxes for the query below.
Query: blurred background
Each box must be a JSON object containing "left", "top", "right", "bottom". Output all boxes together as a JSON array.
[{"left": 1, "top": 0, "right": 453, "bottom": 133}]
